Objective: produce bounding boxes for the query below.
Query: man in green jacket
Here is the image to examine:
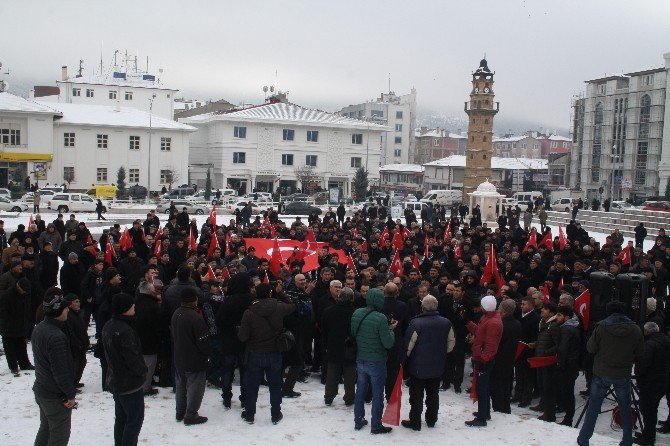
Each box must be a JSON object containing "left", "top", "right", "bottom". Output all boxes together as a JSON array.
[{"left": 352, "top": 288, "right": 397, "bottom": 434}]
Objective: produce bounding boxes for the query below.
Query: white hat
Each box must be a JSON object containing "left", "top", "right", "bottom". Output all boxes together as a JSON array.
[{"left": 481, "top": 295, "right": 497, "bottom": 312}]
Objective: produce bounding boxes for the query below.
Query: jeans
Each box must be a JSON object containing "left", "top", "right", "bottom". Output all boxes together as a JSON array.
[
  {"left": 221, "top": 353, "right": 246, "bottom": 404},
  {"left": 475, "top": 361, "right": 494, "bottom": 422},
  {"left": 408, "top": 375, "right": 441, "bottom": 425},
  {"left": 34, "top": 392, "right": 72, "bottom": 446},
  {"left": 207, "top": 337, "right": 224, "bottom": 385},
  {"left": 244, "top": 351, "right": 283, "bottom": 417},
  {"left": 142, "top": 354, "right": 158, "bottom": 392},
  {"left": 175, "top": 370, "right": 206, "bottom": 418},
  {"left": 354, "top": 359, "right": 386, "bottom": 430},
  {"left": 577, "top": 375, "right": 632, "bottom": 446},
  {"left": 113, "top": 389, "right": 144, "bottom": 446}
]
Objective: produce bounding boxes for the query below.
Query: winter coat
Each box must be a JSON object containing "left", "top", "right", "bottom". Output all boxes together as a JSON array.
[
  {"left": 0, "top": 286, "right": 31, "bottom": 337},
  {"left": 135, "top": 293, "right": 166, "bottom": 355},
  {"left": 493, "top": 314, "right": 522, "bottom": 376},
  {"left": 321, "top": 300, "right": 355, "bottom": 364},
  {"left": 466, "top": 311, "right": 503, "bottom": 364},
  {"left": 535, "top": 315, "right": 560, "bottom": 357},
  {"left": 66, "top": 309, "right": 90, "bottom": 356},
  {"left": 31, "top": 318, "right": 76, "bottom": 400},
  {"left": 238, "top": 298, "right": 295, "bottom": 353},
  {"left": 58, "top": 240, "right": 83, "bottom": 262},
  {"left": 400, "top": 310, "right": 454, "bottom": 379},
  {"left": 102, "top": 315, "right": 147, "bottom": 394},
  {"left": 59, "top": 262, "right": 85, "bottom": 297},
  {"left": 117, "top": 256, "right": 146, "bottom": 295},
  {"left": 80, "top": 268, "right": 104, "bottom": 304},
  {"left": 557, "top": 316, "right": 580, "bottom": 371},
  {"left": 162, "top": 280, "right": 202, "bottom": 323},
  {"left": 216, "top": 273, "right": 253, "bottom": 355},
  {"left": 38, "top": 251, "right": 59, "bottom": 288},
  {"left": 635, "top": 332, "right": 670, "bottom": 387},
  {"left": 171, "top": 305, "right": 212, "bottom": 372},
  {"left": 351, "top": 289, "right": 395, "bottom": 362},
  {"left": 381, "top": 298, "right": 409, "bottom": 362},
  {"left": 0, "top": 270, "right": 21, "bottom": 293},
  {"left": 37, "top": 227, "right": 62, "bottom": 253},
  {"left": 587, "top": 313, "right": 644, "bottom": 379}
]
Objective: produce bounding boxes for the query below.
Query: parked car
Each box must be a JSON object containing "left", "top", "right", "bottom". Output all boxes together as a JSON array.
[
  {"left": 0, "top": 188, "right": 11, "bottom": 198},
  {"left": 405, "top": 201, "right": 424, "bottom": 213},
  {"left": 282, "top": 201, "right": 322, "bottom": 215},
  {"left": 501, "top": 197, "right": 517, "bottom": 208},
  {"left": 225, "top": 200, "right": 261, "bottom": 213},
  {"left": 240, "top": 193, "right": 273, "bottom": 204},
  {"left": 86, "top": 184, "right": 118, "bottom": 199},
  {"left": 22, "top": 190, "right": 57, "bottom": 203},
  {"left": 283, "top": 193, "right": 310, "bottom": 203},
  {"left": 156, "top": 200, "right": 208, "bottom": 215},
  {"left": 642, "top": 201, "right": 670, "bottom": 212},
  {"left": 47, "top": 193, "right": 103, "bottom": 213},
  {"left": 0, "top": 196, "right": 28, "bottom": 212},
  {"left": 610, "top": 201, "right": 635, "bottom": 212},
  {"left": 190, "top": 189, "right": 238, "bottom": 204},
  {"left": 160, "top": 187, "right": 196, "bottom": 200},
  {"left": 127, "top": 184, "right": 148, "bottom": 199},
  {"left": 551, "top": 197, "right": 579, "bottom": 212}
]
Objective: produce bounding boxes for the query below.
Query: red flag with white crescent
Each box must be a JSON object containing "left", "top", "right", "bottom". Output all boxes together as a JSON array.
[
  {"left": 539, "top": 231, "right": 553, "bottom": 251},
  {"left": 574, "top": 290, "right": 591, "bottom": 331},
  {"left": 390, "top": 249, "right": 402, "bottom": 276},
  {"left": 189, "top": 228, "right": 198, "bottom": 252},
  {"left": 523, "top": 229, "right": 538, "bottom": 253},
  {"left": 616, "top": 245, "right": 632, "bottom": 266},
  {"left": 207, "top": 233, "right": 220, "bottom": 258},
  {"left": 558, "top": 226, "right": 567, "bottom": 251},
  {"left": 209, "top": 205, "right": 217, "bottom": 228}
]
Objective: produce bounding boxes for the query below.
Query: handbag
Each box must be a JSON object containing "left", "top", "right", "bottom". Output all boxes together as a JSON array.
[{"left": 343, "top": 310, "right": 373, "bottom": 362}]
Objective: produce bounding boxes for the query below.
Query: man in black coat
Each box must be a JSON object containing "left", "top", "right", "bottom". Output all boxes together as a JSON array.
[
  {"left": 381, "top": 282, "right": 408, "bottom": 401},
  {"left": 635, "top": 322, "right": 670, "bottom": 445},
  {"left": 513, "top": 295, "right": 541, "bottom": 407},
  {"left": 59, "top": 253, "right": 84, "bottom": 298},
  {"left": 532, "top": 301, "right": 560, "bottom": 422},
  {"left": 135, "top": 281, "right": 166, "bottom": 396},
  {"left": 117, "top": 249, "right": 146, "bottom": 295},
  {"left": 0, "top": 277, "right": 33, "bottom": 375},
  {"left": 102, "top": 293, "right": 147, "bottom": 445},
  {"left": 38, "top": 242, "right": 59, "bottom": 288},
  {"left": 321, "top": 286, "right": 356, "bottom": 406},
  {"left": 442, "top": 282, "right": 469, "bottom": 393},
  {"left": 490, "top": 299, "right": 521, "bottom": 414},
  {"left": 555, "top": 306, "right": 581, "bottom": 426},
  {"left": 64, "top": 294, "right": 89, "bottom": 388}
]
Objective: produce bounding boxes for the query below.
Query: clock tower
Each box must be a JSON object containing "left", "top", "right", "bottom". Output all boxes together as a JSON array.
[{"left": 463, "top": 58, "right": 499, "bottom": 201}]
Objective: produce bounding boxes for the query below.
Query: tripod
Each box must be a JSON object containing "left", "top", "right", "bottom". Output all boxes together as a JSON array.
[{"left": 574, "top": 382, "right": 643, "bottom": 431}]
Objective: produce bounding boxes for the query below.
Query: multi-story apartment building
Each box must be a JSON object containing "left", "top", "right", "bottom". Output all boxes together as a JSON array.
[{"left": 413, "top": 127, "right": 466, "bottom": 164}]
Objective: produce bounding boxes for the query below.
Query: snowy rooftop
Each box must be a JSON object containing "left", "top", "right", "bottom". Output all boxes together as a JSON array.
[
  {"left": 547, "top": 134, "right": 572, "bottom": 141},
  {"left": 379, "top": 163, "right": 424, "bottom": 173},
  {"left": 37, "top": 101, "right": 196, "bottom": 131},
  {"left": 415, "top": 128, "right": 466, "bottom": 139},
  {"left": 493, "top": 135, "right": 527, "bottom": 143},
  {"left": 182, "top": 102, "right": 392, "bottom": 131},
  {"left": 58, "top": 74, "right": 176, "bottom": 91},
  {"left": 0, "top": 92, "right": 61, "bottom": 115},
  {"left": 424, "top": 154, "right": 547, "bottom": 170}
]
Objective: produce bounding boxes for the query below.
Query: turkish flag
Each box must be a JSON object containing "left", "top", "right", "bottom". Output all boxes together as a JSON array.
[
  {"left": 207, "top": 265, "right": 216, "bottom": 280},
  {"left": 105, "top": 236, "right": 115, "bottom": 266},
  {"left": 574, "top": 290, "right": 591, "bottom": 331},
  {"left": 454, "top": 243, "right": 461, "bottom": 260},
  {"left": 189, "top": 228, "right": 197, "bottom": 252},
  {"left": 269, "top": 238, "right": 282, "bottom": 277},
  {"left": 380, "top": 227, "right": 390, "bottom": 245},
  {"left": 390, "top": 249, "right": 402, "bottom": 276},
  {"left": 480, "top": 245, "right": 495, "bottom": 286},
  {"left": 29, "top": 214, "right": 34, "bottom": 227},
  {"left": 523, "top": 229, "right": 538, "bottom": 253},
  {"left": 539, "top": 231, "right": 553, "bottom": 251},
  {"left": 206, "top": 233, "right": 220, "bottom": 258},
  {"left": 444, "top": 221, "right": 452, "bottom": 244},
  {"left": 617, "top": 245, "right": 632, "bottom": 266},
  {"left": 391, "top": 231, "right": 404, "bottom": 252},
  {"left": 528, "top": 355, "right": 559, "bottom": 368},
  {"left": 221, "top": 267, "right": 230, "bottom": 280},
  {"left": 119, "top": 228, "right": 132, "bottom": 251},
  {"left": 154, "top": 227, "right": 162, "bottom": 256},
  {"left": 558, "top": 226, "right": 567, "bottom": 251},
  {"left": 412, "top": 253, "right": 420, "bottom": 270},
  {"left": 381, "top": 364, "right": 403, "bottom": 426},
  {"left": 209, "top": 205, "right": 217, "bottom": 228},
  {"left": 542, "top": 283, "right": 550, "bottom": 302},
  {"left": 263, "top": 273, "right": 270, "bottom": 284},
  {"left": 558, "top": 277, "right": 564, "bottom": 290},
  {"left": 402, "top": 227, "right": 412, "bottom": 239},
  {"left": 515, "top": 341, "right": 530, "bottom": 361},
  {"left": 362, "top": 240, "right": 368, "bottom": 251},
  {"left": 346, "top": 254, "right": 358, "bottom": 275}
]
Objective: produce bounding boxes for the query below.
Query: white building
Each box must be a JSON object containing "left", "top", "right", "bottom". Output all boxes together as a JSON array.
[
  {"left": 379, "top": 164, "right": 424, "bottom": 194},
  {"left": 181, "top": 101, "right": 391, "bottom": 197},
  {"left": 34, "top": 66, "right": 177, "bottom": 120},
  {"left": 0, "top": 92, "right": 195, "bottom": 190},
  {"left": 339, "top": 89, "right": 417, "bottom": 165}
]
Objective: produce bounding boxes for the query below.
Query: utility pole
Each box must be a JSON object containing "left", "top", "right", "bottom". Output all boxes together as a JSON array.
[{"left": 147, "top": 94, "right": 156, "bottom": 203}]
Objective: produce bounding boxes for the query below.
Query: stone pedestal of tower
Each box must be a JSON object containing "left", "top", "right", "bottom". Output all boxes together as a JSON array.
[{"left": 463, "top": 58, "right": 499, "bottom": 202}]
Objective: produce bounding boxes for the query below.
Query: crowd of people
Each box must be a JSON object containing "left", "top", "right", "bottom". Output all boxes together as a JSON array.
[{"left": 1, "top": 199, "right": 669, "bottom": 446}]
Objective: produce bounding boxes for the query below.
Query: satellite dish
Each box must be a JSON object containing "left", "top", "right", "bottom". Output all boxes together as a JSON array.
[{"left": 263, "top": 86, "right": 268, "bottom": 93}]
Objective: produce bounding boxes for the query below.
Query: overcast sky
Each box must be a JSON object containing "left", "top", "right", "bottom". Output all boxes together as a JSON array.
[{"left": 1, "top": 0, "right": 669, "bottom": 130}]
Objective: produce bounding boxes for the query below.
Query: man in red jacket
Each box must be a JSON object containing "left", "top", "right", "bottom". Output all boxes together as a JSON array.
[{"left": 465, "top": 295, "right": 503, "bottom": 427}]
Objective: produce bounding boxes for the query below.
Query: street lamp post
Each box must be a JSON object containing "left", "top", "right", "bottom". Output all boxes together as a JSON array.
[{"left": 146, "top": 94, "right": 156, "bottom": 203}]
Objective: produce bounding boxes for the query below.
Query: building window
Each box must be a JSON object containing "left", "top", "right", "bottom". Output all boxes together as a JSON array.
[
  {"left": 160, "top": 137, "right": 171, "bottom": 151},
  {"left": 396, "top": 111, "right": 403, "bottom": 119},
  {"left": 371, "top": 110, "right": 384, "bottom": 117},
  {"left": 395, "top": 136, "right": 402, "bottom": 144},
  {"left": 97, "top": 134, "right": 108, "bottom": 149},
  {"left": 233, "top": 152, "right": 246, "bottom": 164},
  {"left": 562, "top": 142, "right": 568, "bottom": 148},
  {"left": 351, "top": 157, "right": 362, "bottom": 168},
  {"left": 234, "top": 126, "right": 246, "bottom": 138},
  {"left": 64, "top": 132, "right": 75, "bottom": 147},
  {"left": 109, "top": 91, "right": 117, "bottom": 100},
  {"left": 160, "top": 170, "right": 170, "bottom": 183},
  {"left": 307, "top": 130, "right": 319, "bottom": 142},
  {"left": 63, "top": 167, "right": 75, "bottom": 182},
  {"left": 96, "top": 168, "right": 108, "bottom": 182},
  {"left": 282, "top": 129, "right": 295, "bottom": 141},
  {"left": 72, "top": 88, "right": 81, "bottom": 97},
  {"left": 433, "top": 139, "right": 439, "bottom": 147},
  {"left": 639, "top": 94, "right": 651, "bottom": 139},
  {"left": 305, "top": 155, "right": 317, "bottom": 167},
  {"left": 394, "top": 149, "right": 401, "bottom": 157},
  {"left": 282, "top": 154, "right": 294, "bottom": 166},
  {"left": 483, "top": 136, "right": 487, "bottom": 142},
  {"left": 352, "top": 133, "right": 363, "bottom": 144},
  {"left": 129, "top": 168, "right": 140, "bottom": 183},
  {"left": 395, "top": 124, "right": 402, "bottom": 132},
  {"left": 124, "top": 91, "right": 133, "bottom": 100},
  {"left": 642, "top": 74, "right": 653, "bottom": 86},
  {"left": 129, "top": 135, "right": 140, "bottom": 150},
  {"left": 86, "top": 89, "right": 94, "bottom": 98},
  {"left": 635, "top": 141, "right": 648, "bottom": 185},
  {"left": 0, "top": 128, "right": 21, "bottom": 146}
]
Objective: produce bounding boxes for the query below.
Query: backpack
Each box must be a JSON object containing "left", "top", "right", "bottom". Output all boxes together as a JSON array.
[{"left": 343, "top": 310, "right": 373, "bottom": 362}]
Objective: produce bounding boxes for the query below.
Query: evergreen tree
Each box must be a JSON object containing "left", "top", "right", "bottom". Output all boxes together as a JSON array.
[
  {"left": 205, "top": 168, "right": 212, "bottom": 201},
  {"left": 116, "top": 166, "right": 126, "bottom": 199},
  {"left": 352, "top": 167, "right": 369, "bottom": 202}
]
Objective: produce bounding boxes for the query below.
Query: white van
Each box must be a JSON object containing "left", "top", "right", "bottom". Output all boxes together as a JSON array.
[
  {"left": 404, "top": 201, "right": 424, "bottom": 213},
  {"left": 513, "top": 191, "right": 544, "bottom": 211},
  {"left": 420, "top": 189, "right": 461, "bottom": 206}
]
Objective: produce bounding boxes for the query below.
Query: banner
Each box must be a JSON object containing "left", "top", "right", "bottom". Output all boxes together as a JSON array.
[{"left": 244, "top": 238, "right": 348, "bottom": 268}]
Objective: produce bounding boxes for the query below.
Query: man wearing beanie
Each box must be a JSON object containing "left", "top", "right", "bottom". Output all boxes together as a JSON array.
[
  {"left": 0, "top": 277, "right": 33, "bottom": 375},
  {"left": 171, "top": 287, "right": 212, "bottom": 425},
  {"left": 102, "top": 293, "right": 147, "bottom": 446},
  {"left": 32, "top": 289, "right": 76, "bottom": 446},
  {"left": 464, "top": 294, "right": 502, "bottom": 427},
  {"left": 351, "top": 287, "right": 398, "bottom": 434},
  {"left": 64, "top": 293, "right": 89, "bottom": 389}
]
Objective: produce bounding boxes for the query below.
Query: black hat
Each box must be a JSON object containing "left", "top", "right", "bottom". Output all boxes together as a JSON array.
[
  {"left": 105, "top": 267, "right": 120, "bottom": 281},
  {"left": 181, "top": 288, "right": 198, "bottom": 303},
  {"left": 112, "top": 293, "right": 134, "bottom": 315}
]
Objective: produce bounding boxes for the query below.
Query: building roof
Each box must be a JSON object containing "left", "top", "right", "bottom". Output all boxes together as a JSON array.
[
  {"left": 414, "top": 128, "right": 466, "bottom": 139},
  {"left": 546, "top": 134, "right": 572, "bottom": 142},
  {"left": 424, "top": 154, "right": 547, "bottom": 170},
  {"left": 0, "top": 92, "right": 61, "bottom": 115},
  {"left": 379, "top": 163, "right": 424, "bottom": 173},
  {"left": 58, "top": 74, "right": 176, "bottom": 91},
  {"left": 181, "top": 102, "right": 392, "bottom": 131},
  {"left": 624, "top": 67, "right": 665, "bottom": 77},
  {"left": 492, "top": 135, "right": 527, "bottom": 143},
  {"left": 584, "top": 74, "right": 628, "bottom": 83},
  {"left": 37, "top": 101, "right": 196, "bottom": 131}
]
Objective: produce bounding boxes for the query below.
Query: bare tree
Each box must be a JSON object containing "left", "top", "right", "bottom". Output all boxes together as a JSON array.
[
  {"left": 294, "top": 166, "right": 319, "bottom": 193},
  {"left": 63, "top": 169, "right": 75, "bottom": 188},
  {"left": 163, "top": 166, "right": 180, "bottom": 190}
]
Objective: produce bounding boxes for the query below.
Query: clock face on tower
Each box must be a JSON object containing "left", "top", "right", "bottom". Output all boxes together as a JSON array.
[
  {"left": 484, "top": 87, "right": 490, "bottom": 93},
  {"left": 474, "top": 87, "right": 480, "bottom": 93}
]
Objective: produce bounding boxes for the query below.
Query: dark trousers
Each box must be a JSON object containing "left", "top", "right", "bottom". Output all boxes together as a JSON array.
[
  {"left": 558, "top": 367, "right": 578, "bottom": 422},
  {"left": 490, "top": 369, "right": 513, "bottom": 414},
  {"left": 282, "top": 364, "right": 302, "bottom": 393},
  {"left": 207, "top": 337, "right": 224, "bottom": 385},
  {"left": 100, "top": 356, "right": 109, "bottom": 391},
  {"left": 112, "top": 389, "right": 144, "bottom": 446},
  {"left": 324, "top": 361, "right": 356, "bottom": 404},
  {"left": 385, "top": 360, "right": 400, "bottom": 402},
  {"left": 245, "top": 351, "right": 283, "bottom": 417},
  {"left": 539, "top": 365, "right": 557, "bottom": 419},
  {"left": 175, "top": 370, "right": 206, "bottom": 418},
  {"left": 34, "top": 392, "right": 72, "bottom": 446},
  {"left": 2, "top": 335, "right": 30, "bottom": 371},
  {"left": 221, "top": 353, "right": 246, "bottom": 404},
  {"left": 444, "top": 348, "right": 465, "bottom": 387},
  {"left": 475, "top": 362, "right": 494, "bottom": 421},
  {"left": 513, "top": 360, "right": 535, "bottom": 404},
  {"left": 73, "top": 353, "right": 86, "bottom": 385},
  {"left": 638, "top": 383, "right": 665, "bottom": 443},
  {"left": 408, "top": 375, "right": 441, "bottom": 425}
]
